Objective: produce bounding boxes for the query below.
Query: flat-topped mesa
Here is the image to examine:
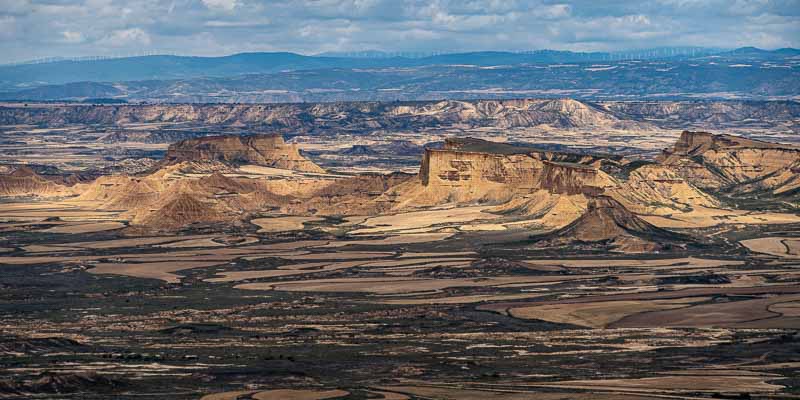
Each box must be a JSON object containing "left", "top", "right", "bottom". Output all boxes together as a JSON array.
[
  {"left": 418, "top": 138, "right": 615, "bottom": 196},
  {"left": 658, "top": 131, "right": 800, "bottom": 192},
  {"left": 163, "top": 134, "right": 325, "bottom": 174}
]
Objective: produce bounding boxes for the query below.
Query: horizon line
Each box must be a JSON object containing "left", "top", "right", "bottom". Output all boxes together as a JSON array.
[{"left": 4, "top": 45, "right": 797, "bottom": 67}]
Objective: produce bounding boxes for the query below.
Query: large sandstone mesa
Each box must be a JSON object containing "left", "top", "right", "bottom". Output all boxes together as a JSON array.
[
  {"left": 384, "top": 138, "right": 621, "bottom": 228},
  {"left": 72, "top": 159, "right": 407, "bottom": 231},
  {"left": 406, "top": 138, "right": 616, "bottom": 205},
  {"left": 163, "top": 134, "right": 325, "bottom": 174},
  {"left": 532, "top": 195, "right": 688, "bottom": 253},
  {"left": 658, "top": 131, "right": 800, "bottom": 197}
]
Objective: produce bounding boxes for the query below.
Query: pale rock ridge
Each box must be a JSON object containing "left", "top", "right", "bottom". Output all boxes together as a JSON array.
[
  {"left": 396, "top": 145, "right": 616, "bottom": 210},
  {"left": 736, "top": 160, "right": 800, "bottom": 197},
  {"left": 386, "top": 99, "right": 647, "bottom": 129},
  {"left": 390, "top": 136, "right": 726, "bottom": 232}
]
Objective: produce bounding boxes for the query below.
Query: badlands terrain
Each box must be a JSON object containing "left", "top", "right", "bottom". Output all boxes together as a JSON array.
[{"left": 0, "top": 99, "right": 799, "bottom": 399}]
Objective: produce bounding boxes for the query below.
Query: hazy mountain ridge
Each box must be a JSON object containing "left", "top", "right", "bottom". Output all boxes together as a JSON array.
[
  {"left": 1, "top": 48, "right": 797, "bottom": 101},
  {"left": 2, "top": 47, "right": 793, "bottom": 88}
]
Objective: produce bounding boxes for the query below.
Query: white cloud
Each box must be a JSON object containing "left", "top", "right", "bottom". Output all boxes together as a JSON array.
[
  {"left": 98, "top": 28, "right": 151, "bottom": 47},
  {"left": 205, "top": 19, "right": 270, "bottom": 28},
  {"left": 60, "top": 30, "right": 84, "bottom": 43},
  {"left": 202, "top": 0, "right": 239, "bottom": 12},
  {"left": 0, "top": 0, "right": 798, "bottom": 63}
]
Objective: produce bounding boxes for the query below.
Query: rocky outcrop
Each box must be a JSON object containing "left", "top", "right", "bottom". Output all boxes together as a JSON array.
[
  {"left": 0, "top": 166, "right": 73, "bottom": 198},
  {"left": 74, "top": 163, "right": 293, "bottom": 231},
  {"left": 163, "top": 134, "right": 324, "bottom": 173},
  {"left": 532, "top": 195, "right": 688, "bottom": 252},
  {"left": 658, "top": 131, "right": 800, "bottom": 196},
  {"left": 137, "top": 193, "right": 227, "bottom": 231}
]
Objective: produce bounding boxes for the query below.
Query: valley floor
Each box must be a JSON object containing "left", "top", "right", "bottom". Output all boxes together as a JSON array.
[{"left": 0, "top": 199, "right": 799, "bottom": 399}]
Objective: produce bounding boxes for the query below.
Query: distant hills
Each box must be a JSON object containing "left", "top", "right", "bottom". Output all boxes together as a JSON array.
[{"left": 0, "top": 47, "right": 797, "bottom": 102}]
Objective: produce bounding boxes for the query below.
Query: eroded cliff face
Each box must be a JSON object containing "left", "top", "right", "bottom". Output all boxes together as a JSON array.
[
  {"left": 412, "top": 147, "right": 616, "bottom": 206},
  {"left": 4, "top": 129, "right": 794, "bottom": 233},
  {"left": 163, "top": 134, "right": 324, "bottom": 173},
  {"left": 385, "top": 139, "right": 623, "bottom": 230},
  {"left": 658, "top": 131, "right": 800, "bottom": 193}
]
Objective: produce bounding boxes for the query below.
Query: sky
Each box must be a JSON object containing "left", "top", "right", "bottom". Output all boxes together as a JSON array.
[{"left": 1, "top": 0, "right": 799, "bottom": 63}]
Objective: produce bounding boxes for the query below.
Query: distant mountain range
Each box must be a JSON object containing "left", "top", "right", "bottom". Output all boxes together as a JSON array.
[{"left": 0, "top": 47, "right": 797, "bottom": 102}]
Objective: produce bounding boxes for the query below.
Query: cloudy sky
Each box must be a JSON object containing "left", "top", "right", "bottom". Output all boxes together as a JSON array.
[{"left": 1, "top": 0, "right": 799, "bottom": 63}]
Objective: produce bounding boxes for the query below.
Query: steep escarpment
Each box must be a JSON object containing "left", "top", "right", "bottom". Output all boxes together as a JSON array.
[
  {"left": 163, "top": 134, "right": 324, "bottom": 173},
  {"left": 7, "top": 128, "right": 795, "bottom": 234},
  {"left": 658, "top": 131, "right": 800, "bottom": 199}
]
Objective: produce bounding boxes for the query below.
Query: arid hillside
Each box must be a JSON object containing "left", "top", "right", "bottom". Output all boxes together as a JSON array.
[{"left": 531, "top": 195, "right": 690, "bottom": 252}]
